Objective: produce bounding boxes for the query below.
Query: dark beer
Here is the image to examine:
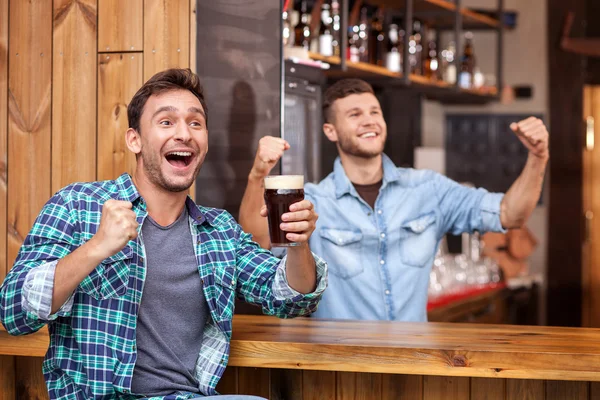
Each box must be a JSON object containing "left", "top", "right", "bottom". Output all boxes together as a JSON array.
[{"left": 264, "top": 175, "right": 304, "bottom": 247}]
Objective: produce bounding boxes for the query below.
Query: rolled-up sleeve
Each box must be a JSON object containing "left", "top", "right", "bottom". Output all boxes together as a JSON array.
[
  {"left": 22, "top": 260, "right": 75, "bottom": 321},
  {"left": 433, "top": 173, "right": 506, "bottom": 236},
  {"left": 272, "top": 254, "right": 328, "bottom": 301}
]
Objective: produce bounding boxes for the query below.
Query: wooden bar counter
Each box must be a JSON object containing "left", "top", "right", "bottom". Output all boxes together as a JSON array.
[{"left": 2, "top": 315, "right": 600, "bottom": 399}]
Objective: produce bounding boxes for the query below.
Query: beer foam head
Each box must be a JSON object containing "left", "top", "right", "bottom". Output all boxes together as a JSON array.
[{"left": 264, "top": 175, "right": 304, "bottom": 190}]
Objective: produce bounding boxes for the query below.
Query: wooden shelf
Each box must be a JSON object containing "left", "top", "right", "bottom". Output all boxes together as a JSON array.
[
  {"left": 306, "top": 52, "right": 498, "bottom": 104},
  {"left": 369, "top": 0, "right": 500, "bottom": 30}
]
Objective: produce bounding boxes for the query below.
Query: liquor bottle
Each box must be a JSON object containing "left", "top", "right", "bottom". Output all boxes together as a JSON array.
[
  {"left": 459, "top": 31, "right": 476, "bottom": 89},
  {"left": 368, "top": 7, "right": 386, "bottom": 66},
  {"left": 348, "top": 27, "right": 360, "bottom": 62},
  {"left": 357, "top": 7, "right": 369, "bottom": 63},
  {"left": 385, "top": 23, "right": 402, "bottom": 73},
  {"left": 294, "top": 0, "right": 311, "bottom": 51},
  {"left": 282, "top": 9, "right": 292, "bottom": 47},
  {"left": 423, "top": 29, "right": 439, "bottom": 80},
  {"left": 441, "top": 41, "right": 457, "bottom": 84},
  {"left": 409, "top": 20, "right": 423, "bottom": 75},
  {"left": 318, "top": 1, "right": 333, "bottom": 56},
  {"left": 331, "top": 0, "right": 342, "bottom": 57}
]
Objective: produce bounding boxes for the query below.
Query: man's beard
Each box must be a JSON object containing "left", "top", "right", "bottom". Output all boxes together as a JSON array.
[
  {"left": 337, "top": 133, "right": 385, "bottom": 159},
  {"left": 140, "top": 148, "right": 201, "bottom": 192}
]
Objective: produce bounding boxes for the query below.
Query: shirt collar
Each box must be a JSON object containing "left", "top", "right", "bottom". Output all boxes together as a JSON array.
[
  {"left": 114, "top": 173, "right": 209, "bottom": 226},
  {"left": 333, "top": 153, "right": 401, "bottom": 199}
]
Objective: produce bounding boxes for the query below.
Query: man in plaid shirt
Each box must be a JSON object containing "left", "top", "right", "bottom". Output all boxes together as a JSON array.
[{"left": 0, "top": 69, "right": 327, "bottom": 400}]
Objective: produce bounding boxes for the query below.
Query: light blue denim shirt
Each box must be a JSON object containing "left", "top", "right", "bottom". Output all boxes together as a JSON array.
[{"left": 305, "top": 154, "right": 505, "bottom": 322}]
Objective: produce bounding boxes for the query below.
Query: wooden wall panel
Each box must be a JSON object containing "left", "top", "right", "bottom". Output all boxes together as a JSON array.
[
  {"left": 591, "top": 382, "right": 600, "bottom": 399},
  {"left": 506, "top": 379, "right": 545, "bottom": 400},
  {"left": 270, "top": 369, "right": 303, "bottom": 400},
  {"left": 303, "top": 370, "right": 336, "bottom": 400},
  {"left": 15, "top": 357, "right": 48, "bottom": 400},
  {"left": 97, "top": 53, "right": 142, "bottom": 181},
  {"left": 143, "top": 0, "right": 190, "bottom": 81},
  {"left": 337, "top": 372, "right": 383, "bottom": 400},
  {"left": 0, "top": 356, "right": 15, "bottom": 400},
  {"left": 7, "top": 0, "right": 52, "bottom": 267},
  {"left": 52, "top": 0, "right": 97, "bottom": 192},
  {"left": 546, "top": 381, "right": 589, "bottom": 400},
  {"left": 382, "top": 375, "right": 423, "bottom": 399},
  {"left": 470, "top": 377, "right": 505, "bottom": 400},
  {"left": 98, "top": 0, "right": 143, "bottom": 52},
  {"left": 423, "top": 376, "right": 470, "bottom": 400},
  {"left": 216, "top": 366, "right": 239, "bottom": 394},
  {"left": 237, "top": 367, "right": 270, "bottom": 398},
  {"left": 0, "top": 0, "right": 8, "bottom": 282}
]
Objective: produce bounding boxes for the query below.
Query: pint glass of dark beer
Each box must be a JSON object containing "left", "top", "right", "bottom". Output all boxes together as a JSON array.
[{"left": 264, "top": 175, "right": 305, "bottom": 247}]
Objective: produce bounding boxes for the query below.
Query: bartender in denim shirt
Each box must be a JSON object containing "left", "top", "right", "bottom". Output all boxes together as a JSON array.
[{"left": 239, "top": 79, "right": 548, "bottom": 322}]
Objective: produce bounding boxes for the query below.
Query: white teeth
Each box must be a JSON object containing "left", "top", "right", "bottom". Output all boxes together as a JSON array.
[
  {"left": 167, "top": 151, "right": 192, "bottom": 157},
  {"left": 360, "top": 132, "right": 377, "bottom": 138}
]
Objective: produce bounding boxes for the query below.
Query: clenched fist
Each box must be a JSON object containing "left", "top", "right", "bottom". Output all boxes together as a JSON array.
[
  {"left": 510, "top": 117, "right": 549, "bottom": 161},
  {"left": 91, "top": 200, "right": 139, "bottom": 260},
  {"left": 249, "top": 136, "right": 290, "bottom": 181}
]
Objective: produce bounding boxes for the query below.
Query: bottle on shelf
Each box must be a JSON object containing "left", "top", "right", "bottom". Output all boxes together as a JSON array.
[
  {"left": 282, "top": 8, "right": 292, "bottom": 47},
  {"left": 368, "top": 7, "right": 386, "bottom": 66},
  {"left": 459, "top": 31, "right": 476, "bottom": 89},
  {"left": 385, "top": 23, "right": 403, "bottom": 73},
  {"left": 357, "top": 7, "right": 370, "bottom": 63},
  {"left": 409, "top": 20, "right": 423, "bottom": 75},
  {"left": 294, "top": 0, "right": 311, "bottom": 51},
  {"left": 423, "top": 28, "right": 440, "bottom": 81},
  {"left": 348, "top": 26, "right": 360, "bottom": 63},
  {"left": 441, "top": 41, "right": 457, "bottom": 84},
  {"left": 331, "top": 0, "right": 341, "bottom": 57},
  {"left": 318, "top": 0, "right": 334, "bottom": 56}
]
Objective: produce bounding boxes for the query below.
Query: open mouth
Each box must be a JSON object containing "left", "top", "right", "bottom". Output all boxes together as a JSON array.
[{"left": 165, "top": 151, "right": 194, "bottom": 168}]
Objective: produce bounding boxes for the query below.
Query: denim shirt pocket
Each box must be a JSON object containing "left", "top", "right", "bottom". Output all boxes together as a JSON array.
[
  {"left": 212, "top": 264, "right": 237, "bottom": 322},
  {"left": 79, "top": 246, "right": 133, "bottom": 300},
  {"left": 319, "top": 228, "right": 364, "bottom": 279},
  {"left": 400, "top": 212, "right": 438, "bottom": 268}
]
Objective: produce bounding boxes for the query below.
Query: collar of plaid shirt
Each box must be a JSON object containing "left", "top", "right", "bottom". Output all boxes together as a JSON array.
[{"left": 1, "top": 173, "right": 324, "bottom": 399}]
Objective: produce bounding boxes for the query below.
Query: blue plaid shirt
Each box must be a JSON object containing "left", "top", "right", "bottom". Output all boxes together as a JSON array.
[{"left": 0, "top": 174, "right": 327, "bottom": 399}]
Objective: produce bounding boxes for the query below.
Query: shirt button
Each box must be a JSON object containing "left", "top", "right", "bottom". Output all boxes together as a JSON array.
[
  {"left": 378, "top": 210, "right": 383, "bottom": 215},
  {"left": 385, "top": 290, "right": 390, "bottom": 295},
  {"left": 380, "top": 233, "right": 386, "bottom": 239},
  {"left": 380, "top": 260, "right": 385, "bottom": 265},
  {"left": 338, "top": 238, "right": 343, "bottom": 244}
]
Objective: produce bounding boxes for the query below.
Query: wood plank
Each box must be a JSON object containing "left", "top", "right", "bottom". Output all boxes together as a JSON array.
[
  {"left": 52, "top": 0, "right": 97, "bottom": 193},
  {"left": 97, "top": 53, "right": 142, "bottom": 180},
  {"left": 188, "top": 0, "right": 196, "bottom": 201},
  {"left": 15, "top": 357, "right": 48, "bottom": 400},
  {"left": 506, "top": 379, "right": 545, "bottom": 400},
  {"left": 227, "top": 316, "right": 600, "bottom": 382},
  {"left": 546, "top": 381, "right": 588, "bottom": 399},
  {"left": 0, "top": 0, "right": 8, "bottom": 282},
  {"left": 98, "top": 0, "right": 143, "bottom": 52},
  {"left": 237, "top": 367, "right": 270, "bottom": 398},
  {"left": 470, "top": 377, "right": 505, "bottom": 400},
  {"left": 337, "top": 372, "right": 383, "bottom": 400},
  {"left": 303, "top": 370, "right": 336, "bottom": 400},
  {"left": 216, "top": 366, "right": 238, "bottom": 394},
  {"left": 7, "top": 0, "right": 53, "bottom": 268},
  {"left": 382, "top": 374, "right": 423, "bottom": 399},
  {"left": 423, "top": 376, "right": 470, "bottom": 400},
  {"left": 547, "top": 0, "right": 586, "bottom": 328},
  {"left": 0, "top": 355, "right": 15, "bottom": 400},
  {"left": 143, "top": 0, "right": 190, "bottom": 81},
  {"left": 591, "top": 382, "right": 600, "bottom": 399},
  {"left": 0, "top": 327, "right": 49, "bottom": 357},
  {"left": 270, "top": 369, "right": 302, "bottom": 400}
]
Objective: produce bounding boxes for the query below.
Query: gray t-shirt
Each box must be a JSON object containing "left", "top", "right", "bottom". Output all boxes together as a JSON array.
[{"left": 131, "top": 206, "right": 210, "bottom": 396}]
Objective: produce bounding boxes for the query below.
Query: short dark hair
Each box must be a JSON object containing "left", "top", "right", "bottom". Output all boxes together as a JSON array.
[
  {"left": 127, "top": 68, "right": 208, "bottom": 133},
  {"left": 322, "top": 79, "right": 374, "bottom": 123}
]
